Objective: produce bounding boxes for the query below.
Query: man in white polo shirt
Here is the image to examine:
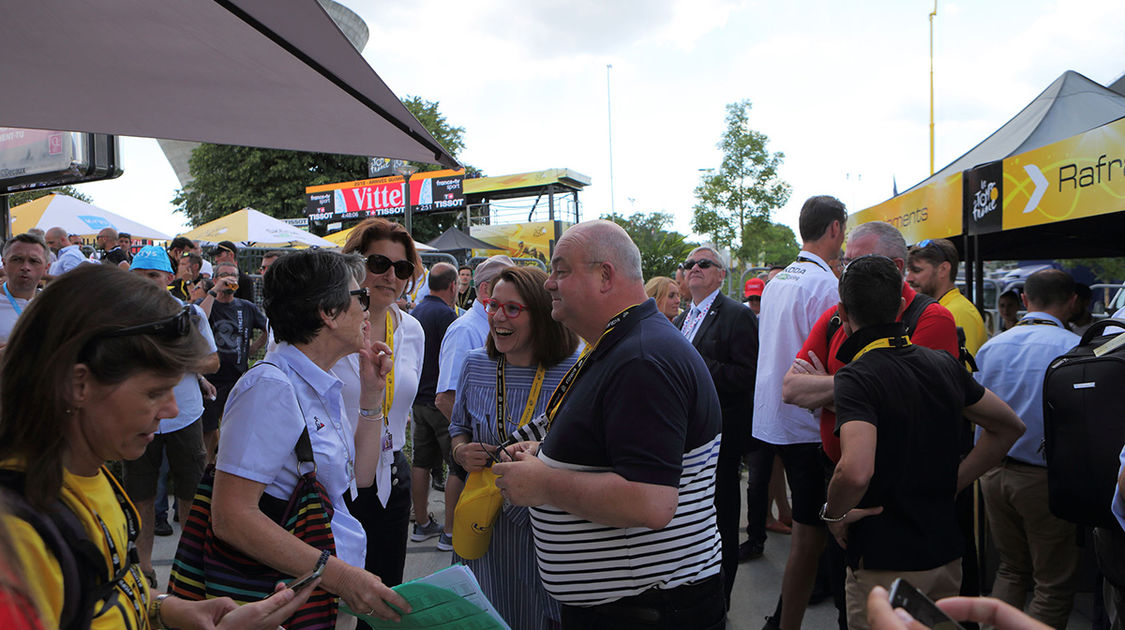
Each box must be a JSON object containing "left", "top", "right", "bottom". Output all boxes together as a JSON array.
[{"left": 752, "top": 195, "right": 846, "bottom": 630}]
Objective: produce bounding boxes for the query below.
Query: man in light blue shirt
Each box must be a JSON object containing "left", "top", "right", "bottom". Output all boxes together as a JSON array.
[
  {"left": 974, "top": 268, "right": 1081, "bottom": 628},
  {"left": 121, "top": 245, "right": 219, "bottom": 587}
]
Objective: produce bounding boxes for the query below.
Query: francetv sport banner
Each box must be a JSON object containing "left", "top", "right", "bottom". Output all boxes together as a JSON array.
[
  {"left": 305, "top": 169, "right": 465, "bottom": 222},
  {"left": 1001, "top": 116, "right": 1125, "bottom": 232}
]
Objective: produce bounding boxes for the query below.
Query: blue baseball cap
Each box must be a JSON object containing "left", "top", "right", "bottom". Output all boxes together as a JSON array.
[{"left": 131, "top": 245, "right": 173, "bottom": 273}]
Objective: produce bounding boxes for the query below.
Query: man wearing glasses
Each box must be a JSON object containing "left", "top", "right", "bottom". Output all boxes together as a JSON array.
[
  {"left": 674, "top": 246, "right": 759, "bottom": 608},
  {"left": 197, "top": 260, "right": 268, "bottom": 462}
]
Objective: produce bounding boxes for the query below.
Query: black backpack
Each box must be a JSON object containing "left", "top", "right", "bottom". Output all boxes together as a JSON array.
[
  {"left": 0, "top": 470, "right": 120, "bottom": 630},
  {"left": 1042, "top": 318, "right": 1125, "bottom": 528}
]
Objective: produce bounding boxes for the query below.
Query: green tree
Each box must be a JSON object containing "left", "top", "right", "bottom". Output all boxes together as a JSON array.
[
  {"left": 174, "top": 96, "right": 471, "bottom": 240},
  {"left": 692, "top": 100, "right": 791, "bottom": 263},
  {"left": 741, "top": 218, "right": 799, "bottom": 266},
  {"left": 398, "top": 96, "right": 475, "bottom": 243},
  {"left": 602, "top": 211, "right": 696, "bottom": 280},
  {"left": 8, "top": 185, "right": 94, "bottom": 208}
]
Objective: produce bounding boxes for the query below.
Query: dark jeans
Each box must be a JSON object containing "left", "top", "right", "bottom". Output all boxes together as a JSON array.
[
  {"left": 744, "top": 438, "right": 773, "bottom": 547},
  {"left": 344, "top": 450, "right": 412, "bottom": 630},
  {"left": 560, "top": 575, "right": 726, "bottom": 630},
  {"left": 716, "top": 449, "right": 743, "bottom": 606}
]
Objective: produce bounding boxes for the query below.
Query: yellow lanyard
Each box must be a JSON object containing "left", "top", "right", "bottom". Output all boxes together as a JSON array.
[
  {"left": 383, "top": 310, "right": 395, "bottom": 419},
  {"left": 851, "top": 335, "right": 912, "bottom": 362},
  {"left": 495, "top": 358, "right": 547, "bottom": 442}
]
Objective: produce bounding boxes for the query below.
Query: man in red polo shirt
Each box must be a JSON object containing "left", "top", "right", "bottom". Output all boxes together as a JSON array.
[{"left": 781, "top": 221, "right": 958, "bottom": 625}]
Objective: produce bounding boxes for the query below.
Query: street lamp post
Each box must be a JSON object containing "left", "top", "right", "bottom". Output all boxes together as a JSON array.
[{"left": 395, "top": 163, "right": 419, "bottom": 236}]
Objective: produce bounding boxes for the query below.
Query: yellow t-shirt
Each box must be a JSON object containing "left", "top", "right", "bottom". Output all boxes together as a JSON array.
[
  {"left": 3, "top": 464, "right": 150, "bottom": 629},
  {"left": 939, "top": 288, "right": 988, "bottom": 358}
]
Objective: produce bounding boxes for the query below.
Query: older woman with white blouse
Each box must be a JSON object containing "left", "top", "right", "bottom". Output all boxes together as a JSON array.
[
  {"left": 339, "top": 218, "right": 425, "bottom": 592},
  {"left": 211, "top": 250, "right": 410, "bottom": 628}
]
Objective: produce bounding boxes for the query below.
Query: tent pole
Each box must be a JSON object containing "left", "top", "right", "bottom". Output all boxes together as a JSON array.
[
  {"left": 0, "top": 194, "right": 8, "bottom": 241},
  {"left": 974, "top": 235, "right": 984, "bottom": 310}
]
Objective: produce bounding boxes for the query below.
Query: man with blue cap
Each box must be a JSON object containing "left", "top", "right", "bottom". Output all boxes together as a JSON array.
[{"left": 122, "top": 245, "right": 220, "bottom": 588}]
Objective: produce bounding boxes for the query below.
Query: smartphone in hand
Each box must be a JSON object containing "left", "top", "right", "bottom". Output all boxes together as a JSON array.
[
  {"left": 888, "top": 578, "right": 965, "bottom": 630},
  {"left": 288, "top": 551, "right": 329, "bottom": 591}
]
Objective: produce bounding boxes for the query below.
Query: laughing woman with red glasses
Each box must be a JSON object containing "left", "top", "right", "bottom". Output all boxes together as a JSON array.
[
  {"left": 339, "top": 219, "right": 425, "bottom": 601},
  {"left": 448, "top": 265, "right": 580, "bottom": 630}
]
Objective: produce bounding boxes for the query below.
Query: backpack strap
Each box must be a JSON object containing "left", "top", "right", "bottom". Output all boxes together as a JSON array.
[
  {"left": 0, "top": 469, "right": 103, "bottom": 630},
  {"left": 253, "top": 360, "right": 314, "bottom": 464},
  {"left": 901, "top": 292, "right": 938, "bottom": 335}
]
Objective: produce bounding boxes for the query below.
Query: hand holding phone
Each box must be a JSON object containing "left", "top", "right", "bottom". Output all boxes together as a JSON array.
[
  {"left": 288, "top": 550, "right": 330, "bottom": 591},
  {"left": 888, "top": 578, "right": 965, "bottom": 630}
]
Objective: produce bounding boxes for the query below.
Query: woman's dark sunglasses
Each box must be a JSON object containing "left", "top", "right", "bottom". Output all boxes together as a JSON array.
[
  {"left": 101, "top": 305, "right": 195, "bottom": 340},
  {"left": 681, "top": 258, "right": 720, "bottom": 270},
  {"left": 366, "top": 254, "right": 415, "bottom": 280},
  {"left": 350, "top": 288, "right": 370, "bottom": 311},
  {"left": 482, "top": 299, "right": 528, "bottom": 319}
]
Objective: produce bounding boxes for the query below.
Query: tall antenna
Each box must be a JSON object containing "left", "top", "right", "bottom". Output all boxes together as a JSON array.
[{"left": 606, "top": 64, "right": 616, "bottom": 214}]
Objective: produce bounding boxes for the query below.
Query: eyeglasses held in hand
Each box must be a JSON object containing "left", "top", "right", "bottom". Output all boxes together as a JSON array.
[
  {"left": 483, "top": 299, "right": 529, "bottom": 319},
  {"left": 365, "top": 254, "right": 415, "bottom": 280},
  {"left": 350, "top": 287, "right": 370, "bottom": 311}
]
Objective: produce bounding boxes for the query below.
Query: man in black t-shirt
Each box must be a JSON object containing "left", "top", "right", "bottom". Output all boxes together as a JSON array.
[
  {"left": 821, "top": 255, "right": 1024, "bottom": 630},
  {"left": 214, "top": 240, "right": 256, "bottom": 302},
  {"left": 96, "top": 227, "right": 130, "bottom": 267},
  {"left": 493, "top": 220, "right": 726, "bottom": 630},
  {"left": 196, "top": 260, "right": 268, "bottom": 461}
]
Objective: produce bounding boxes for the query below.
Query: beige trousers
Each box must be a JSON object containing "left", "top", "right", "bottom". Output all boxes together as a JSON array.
[
  {"left": 845, "top": 559, "right": 962, "bottom": 630},
  {"left": 980, "top": 462, "right": 1079, "bottom": 629}
]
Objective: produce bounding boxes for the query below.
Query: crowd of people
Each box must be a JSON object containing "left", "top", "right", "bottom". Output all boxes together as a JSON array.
[{"left": 0, "top": 207, "right": 1122, "bottom": 630}]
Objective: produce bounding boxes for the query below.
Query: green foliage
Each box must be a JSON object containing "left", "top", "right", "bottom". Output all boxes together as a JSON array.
[
  {"left": 1065, "top": 258, "right": 1125, "bottom": 284},
  {"left": 741, "top": 218, "right": 799, "bottom": 266},
  {"left": 691, "top": 100, "right": 791, "bottom": 261},
  {"left": 7, "top": 185, "right": 93, "bottom": 208},
  {"left": 174, "top": 146, "right": 368, "bottom": 225},
  {"left": 602, "top": 211, "right": 696, "bottom": 280},
  {"left": 174, "top": 95, "right": 472, "bottom": 236}
]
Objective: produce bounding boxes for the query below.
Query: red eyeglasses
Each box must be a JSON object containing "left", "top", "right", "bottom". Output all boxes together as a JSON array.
[{"left": 483, "top": 298, "right": 529, "bottom": 319}]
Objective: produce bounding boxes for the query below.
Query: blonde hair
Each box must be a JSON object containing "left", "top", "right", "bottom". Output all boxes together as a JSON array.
[{"left": 645, "top": 276, "right": 679, "bottom": 303}]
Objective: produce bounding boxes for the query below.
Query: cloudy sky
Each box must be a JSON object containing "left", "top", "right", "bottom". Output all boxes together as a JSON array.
[{"left": 75, "top": 0, "right": 1125, "bottom": 242}]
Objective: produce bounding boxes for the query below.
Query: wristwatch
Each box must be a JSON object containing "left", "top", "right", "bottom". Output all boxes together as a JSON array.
[{"left": 819, "top": 502, "right": 847, "bottom": 523}]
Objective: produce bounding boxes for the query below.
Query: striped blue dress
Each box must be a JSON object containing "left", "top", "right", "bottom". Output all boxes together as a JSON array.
[{"left": 449, "top": 347, "right": 580, "bottom": 630}]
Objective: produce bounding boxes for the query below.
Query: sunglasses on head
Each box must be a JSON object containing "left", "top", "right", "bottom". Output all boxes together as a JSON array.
[
  {"left": 913, "top": 239, "right": 952, "bottom": 265},
  {"left": 350, "top": 287, "right": 370, "bottom": 311},
  {"left": 482, "top": 298, "right": 528, "bottom": 319},
  {"left": 102, "top": 304, "right": 195, "bottom": 340},
  {"left": 366, "top": 254, "right": 415, "bottom": 280},
  {"left": 681, "top": 258, "right": 720, "bottom": 271}
]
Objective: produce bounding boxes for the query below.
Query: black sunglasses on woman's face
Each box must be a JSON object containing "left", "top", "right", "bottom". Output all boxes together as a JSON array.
[{"left": 366, "top": 254, "right": 415, "bottom": 280}]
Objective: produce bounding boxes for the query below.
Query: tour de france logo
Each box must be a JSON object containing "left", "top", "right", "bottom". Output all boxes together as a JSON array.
[{"left": 972, "top": 179, "right": 1000, "bottom": 221}]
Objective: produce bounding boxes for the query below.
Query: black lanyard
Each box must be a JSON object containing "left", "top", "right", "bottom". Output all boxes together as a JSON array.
[
  {"left": 91, "top": 466, "right": 146, "bottom": 618},
  {"left": 1016, "top": 318, "right": 1060, "bottom": 327},
  {"left": 543, "top": 303, "right": 643, "bottom": 427},
  {"left": 495, "top": 357, "right": 546, "bottom": 442},
  {"left": 796, "top": 255, "right": 831, "bottom": 273}
]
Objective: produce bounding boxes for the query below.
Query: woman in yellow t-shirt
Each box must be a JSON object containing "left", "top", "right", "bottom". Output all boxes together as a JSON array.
[{"left": 0, "top": 264, "right": 316, "bottom": 630}]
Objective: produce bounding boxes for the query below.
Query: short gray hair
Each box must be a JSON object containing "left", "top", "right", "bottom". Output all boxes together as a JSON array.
[
  {"left": 573, "top": 220, "right": 643, "bottom": 282},
  {"left": 689, "top": 246, "right": 726, "bottom": 269},
  {"left": 849, "top": 221, "right": 907, "bottom": 261}
]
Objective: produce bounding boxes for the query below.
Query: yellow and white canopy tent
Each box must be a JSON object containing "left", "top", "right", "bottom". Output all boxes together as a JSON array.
[
  {"left": 10, "top": 194, "right": 172, "bottom": 240},
  {"left": 179, "top": 208, "right": 334, "bottom": 248}
]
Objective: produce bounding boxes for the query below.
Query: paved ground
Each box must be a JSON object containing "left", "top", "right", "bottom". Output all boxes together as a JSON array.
[{"left": 151, "top": 474, "right": 1096, "bottom": 628}]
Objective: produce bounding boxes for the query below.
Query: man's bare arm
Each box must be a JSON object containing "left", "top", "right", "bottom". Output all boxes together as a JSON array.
[{"left": 958, "top": 389, "right": 1025, "bottom": 492}]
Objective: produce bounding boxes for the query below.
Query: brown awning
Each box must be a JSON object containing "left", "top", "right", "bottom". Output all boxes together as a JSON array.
[{"left": 0, "top": 0, "right": 459, "bottom": 168}]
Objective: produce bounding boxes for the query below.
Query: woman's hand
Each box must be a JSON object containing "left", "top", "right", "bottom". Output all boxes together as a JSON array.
[
  {"left": 454, "top": 441, "right": 497, "bottom": 472},
  {"left": 215, "top": 580, "right": 321, "bottom": 629},
  {"left": 330, "top": 562, "right": 411, "bottom": 622},
  {"left": 357, "top": 339, "right": 394, "bottom": 407},
  {"left": 500, "top": 441, "right": 540, "bottom": 461}
]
